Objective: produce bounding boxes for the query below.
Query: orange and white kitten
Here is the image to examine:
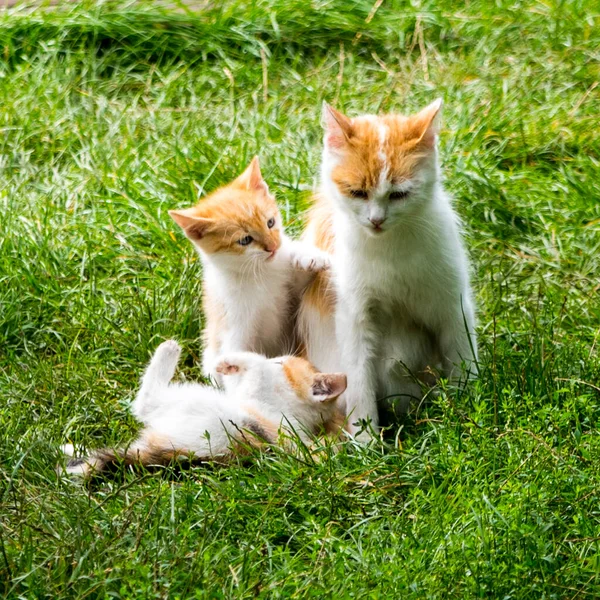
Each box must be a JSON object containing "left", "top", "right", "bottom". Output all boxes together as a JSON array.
[
  {"left": 62, "top": 340, "right": 346, "bottom": 477},
  {"left": 169, "top": 157, "right": 329, "bottom": 383},
  {"left": 299, "top": 100, "right": 477, "bottom": 439}
]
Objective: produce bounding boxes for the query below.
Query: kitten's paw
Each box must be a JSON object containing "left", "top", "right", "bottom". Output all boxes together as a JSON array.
[
  {"left": 158, "top": 339, "right": 181, "bottom": 355},
  {"left": 215, "top": 360, "right": 241, "bottom": 376},
  {"left": 215, "top": 352, "right": 261, "bottom": 376},
  {"left": 291, "top": 250, "right": 331, "bottom": 273},
  {"left": 156, "top": 340, "right": 182, "bottom": 362}
]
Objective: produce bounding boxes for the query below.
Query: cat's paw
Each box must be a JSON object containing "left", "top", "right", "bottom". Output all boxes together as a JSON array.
[
  {"left": 215, "top": 352, "right": 262, "bottom": 376},
  {"left": 156, "top": 340, "right": 182, "bottom": 360},
  {"left": 215, "top": 360, "right": 241, "bottom": 376},
  {"left": 291, "top": 250, "right": 331, "bottom": 273}
]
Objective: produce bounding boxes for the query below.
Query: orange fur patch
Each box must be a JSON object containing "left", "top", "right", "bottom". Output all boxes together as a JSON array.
[
  {"left": 282, "top": 356, "right": 318, "bottom": 400},
  {"left": 331, "top": 114, "right": 430, "bottom": 197},
  {"left": 170, "top": 160, "right": 281, "bottom": 255},
  {"left": 179, "top": 186, "right": 281, "bottom": 254},
  {"left": 301, "top": 194, "right": 336, "bottom": 316}
]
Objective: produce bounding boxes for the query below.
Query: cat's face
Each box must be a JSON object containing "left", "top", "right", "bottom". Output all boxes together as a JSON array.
[
  {"left": 216, "top": 352, "right": 347, "bottom": 426},
  {"left": 321, "top": 99, "right": 442, "bottom": 234},
  {"left": 169, "top": 157, "right": 282, "bottom": 263}
]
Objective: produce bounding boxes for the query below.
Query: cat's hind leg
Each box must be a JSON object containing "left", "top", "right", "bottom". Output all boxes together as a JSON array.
[{"left": 132, "top": 340, "right": 181, "bottom": 422}]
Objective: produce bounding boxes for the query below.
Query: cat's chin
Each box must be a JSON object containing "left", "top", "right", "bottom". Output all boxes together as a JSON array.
[{"left": 362, "top": 224, "right": 388, "bottom": 237}]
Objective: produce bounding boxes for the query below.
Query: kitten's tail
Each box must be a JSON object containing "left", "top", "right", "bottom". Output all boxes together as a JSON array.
[{"left": 60, "top": 435, "right": 186, "bottom": 478}]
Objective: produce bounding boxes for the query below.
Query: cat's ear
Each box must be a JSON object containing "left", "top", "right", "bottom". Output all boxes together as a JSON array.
[
  {"left": 310, "top": 373, "right": 347, "bottom": 402},
  {"left": 235, "top": 156, "right": 269, "bottom": 194},
  {"left": 411, "top": 98, "right": 443, "bottom": 149},
  {"left": 322, "top": 102, "right": 353, "bottom": 149},
  {"left": 169, "top": 208, "right": 213, "bottom": 241}
]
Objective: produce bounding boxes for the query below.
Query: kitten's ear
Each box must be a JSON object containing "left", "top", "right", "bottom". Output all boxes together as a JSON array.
[
  {"left": 235, "top": 156, "right": 269, "bottom": 194},
  {"left": 411, "top": 98, "right": 443, "bottom": 149},
  {"left": 169, "top": 209, "right": 213, "bottom": 241},
  {"left": 322, "top": 102, "right": 353, "bottom": 149},
  {"left": 311, "top": 373, "right": 347, "bottom": 402}
]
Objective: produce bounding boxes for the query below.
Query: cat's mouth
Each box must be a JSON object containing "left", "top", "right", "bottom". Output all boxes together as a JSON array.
[{"left": 365, "top": 223, "right": 386, "bottom": 235}]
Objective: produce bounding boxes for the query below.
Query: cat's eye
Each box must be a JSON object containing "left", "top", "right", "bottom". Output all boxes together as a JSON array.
[
  {"left": 238, "top": 235, "right": 253, "bottom": 246},
  {"left": 350, "top": 189, "right": 369, "bottom": 199},
  {"left": 267, "top": 217, "right": 275, "bottom": 229},
  {"left": 389, "top": 190, "right": 409, "bottom": 201}
]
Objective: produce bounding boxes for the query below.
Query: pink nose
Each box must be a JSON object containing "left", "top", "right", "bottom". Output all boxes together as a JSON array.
[{"left": 369, "top": 217, "right": 386, "bottom": 228}]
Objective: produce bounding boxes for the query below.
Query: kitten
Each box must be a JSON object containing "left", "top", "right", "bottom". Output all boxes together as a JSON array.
[
  {"left": 169, "top": 157, "right": 329, "bottom": 384},
  {"left": 298, "top": 99, "right": 478, "bottom": 439},
  {"left": 62, "top": 340, "right": 347, "bottom": 477}
]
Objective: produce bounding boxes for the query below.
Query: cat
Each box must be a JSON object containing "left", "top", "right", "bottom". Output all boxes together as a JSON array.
[
  {"left": 62, "top": 340, "right": 347, "bottom": 477},
  {"left": 169, "top": 157, "right": 330, "bottom": 385},
  {"left": 298, "top": 99, "right": 478, "bottom": 439}
]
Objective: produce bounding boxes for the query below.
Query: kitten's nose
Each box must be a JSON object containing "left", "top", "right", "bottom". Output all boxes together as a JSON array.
[
  {"left": 264, "top": 244, "right": 277, "bottom": 259},
  {"left": 369, "top": 217, "right": 386, "bottom": 229}
]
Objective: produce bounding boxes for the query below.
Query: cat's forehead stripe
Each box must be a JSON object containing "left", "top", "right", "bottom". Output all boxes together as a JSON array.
[{"left": 330, "top": 113, "right": 429, "bottom": 194}]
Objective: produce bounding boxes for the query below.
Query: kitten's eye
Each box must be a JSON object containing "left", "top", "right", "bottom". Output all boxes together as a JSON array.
[
  {"left": 389, "top": 190, "right": 409, "bottom": 201},
  {"left": 238, "top": 235, "right": 253, "bottom": 246},
  {"left": 350, "top": 189, "right": 369, "bottom": 199},
  {"left": 267, "top": 217, "right": 275, "bottom": 229}
]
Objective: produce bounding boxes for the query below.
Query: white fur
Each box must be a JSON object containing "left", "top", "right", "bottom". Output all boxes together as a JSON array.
[
  {"left": 129, "top": 342, "right": 338, "bottom": 458},
  {"left": 301, "top": 109, "right": 478, "bottom": 439},
  {"left": 197, "top": 226, "right": 330, "bottom": 384}
]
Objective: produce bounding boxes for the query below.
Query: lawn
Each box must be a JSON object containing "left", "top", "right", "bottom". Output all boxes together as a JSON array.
[{"left": 1, "top": 0, "right": 599, "bottom": 597}]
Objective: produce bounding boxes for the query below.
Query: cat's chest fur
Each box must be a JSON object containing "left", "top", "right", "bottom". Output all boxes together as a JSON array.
[
  {"left": 334, "top": 219, "right": 461, "bottom": 327},
  {"left": 206, "top": 260, "right": 291, "bottom": 351}
]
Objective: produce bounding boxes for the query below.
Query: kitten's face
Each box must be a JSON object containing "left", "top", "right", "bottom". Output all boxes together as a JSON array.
[
  {"left": 169, "top": 157, "right": 282, "bottom": 262},
  {"left": 216, "top": 352, "right": 347, "bottom": 424},
  {"left": 321, "top": 99, "right": 442, "bottom": 234}
]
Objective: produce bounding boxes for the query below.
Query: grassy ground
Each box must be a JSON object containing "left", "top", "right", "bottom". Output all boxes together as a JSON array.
[{"left": 1, "top": 0, "right": 599, "bottom": 597}]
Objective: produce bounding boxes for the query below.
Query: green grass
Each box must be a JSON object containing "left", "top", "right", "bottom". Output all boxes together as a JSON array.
[{"left": 1, "top": 0, "right": 599, "bottom": 597}]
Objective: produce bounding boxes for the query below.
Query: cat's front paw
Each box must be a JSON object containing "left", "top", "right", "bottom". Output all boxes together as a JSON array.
[{"left": 291, "top": 250, "right": 331, "bottom": 273}]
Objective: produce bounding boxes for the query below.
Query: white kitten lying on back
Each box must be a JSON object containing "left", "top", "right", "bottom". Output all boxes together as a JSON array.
[
  {"left": 169, "top": 157, "right": 330, "bottom": 385},
  {"left": 62, "top": 340, "right": 347, "bottom": 477}
]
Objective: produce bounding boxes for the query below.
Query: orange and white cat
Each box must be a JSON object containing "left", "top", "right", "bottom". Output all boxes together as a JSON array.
[
  {"left": 169, "top": 157, "right": 329, "bottom": 383},
  {"left": 62, "top": 340, "right": 346, "bottom": 477},
  {"left": 299, "top": 99, "right": 478, "bottom": 439}
]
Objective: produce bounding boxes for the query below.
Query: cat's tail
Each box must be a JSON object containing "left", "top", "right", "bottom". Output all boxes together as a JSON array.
[
  {"left": 132, "top": 340, "right": 181, "bottom": 421},
  {"left": 60, "top": 435, "right": 185, "bottom": 478}
]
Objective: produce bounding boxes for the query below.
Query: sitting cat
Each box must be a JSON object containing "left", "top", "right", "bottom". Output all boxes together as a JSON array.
[
  {"left": 298, "top": 99, "right": 478, "bottom": 439},
  {"left": 62, "top": 340, "right": 347, "bottom": 477},
  {"left": 169, "top": 157, "right": 329, "bottom": 384}
]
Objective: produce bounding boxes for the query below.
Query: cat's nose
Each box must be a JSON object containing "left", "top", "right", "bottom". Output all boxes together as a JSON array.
[
  {"left": 264, "top": 244, "right": 277, "bottom": 259},
  {"left": 369, "top": 217, "right": 386, "bottom": 229}
]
